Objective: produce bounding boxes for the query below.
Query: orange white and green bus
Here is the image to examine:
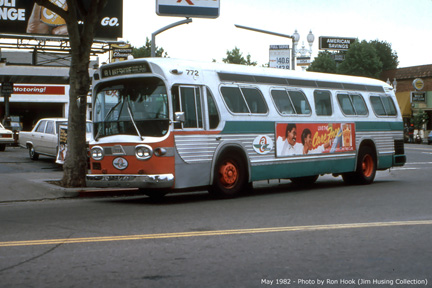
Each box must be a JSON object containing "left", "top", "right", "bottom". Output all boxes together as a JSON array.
[{"left": 86, "top": 58, "right": 406, "bottom": 198}]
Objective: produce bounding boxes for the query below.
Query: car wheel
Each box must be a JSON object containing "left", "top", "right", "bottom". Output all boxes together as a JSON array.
[
  {"left": 29, "top": 145, "right": 39, "bottom": 160},
  {"left": 0, "top": 144, "right": 5, "bottom": 152}
]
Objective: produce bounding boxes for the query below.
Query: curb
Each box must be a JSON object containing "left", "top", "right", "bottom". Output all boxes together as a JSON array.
[{"left": 43, "top": 180, "right": 142, "bottom": 198}]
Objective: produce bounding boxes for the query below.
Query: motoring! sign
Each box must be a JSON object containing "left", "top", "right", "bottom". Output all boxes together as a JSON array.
[
  {"left": 156, "top": 0, "right": 220, "bottom": 18},
  {"left": 0, "top": 0, "right": 123, "bottom": 40}
]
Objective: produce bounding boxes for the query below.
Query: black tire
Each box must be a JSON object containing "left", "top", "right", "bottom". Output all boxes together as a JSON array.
[
  {"left": 290, "top": 175, "right": 319, "bottom": 186},
  {"left": 29, "top": 145, "right": 39, "bottom": 160},
  {"left": 209, "top": 151, "right": 249, "bottom": 199},
  {"left": 0, "top": 144, "right": 5, "bottom": 152},
  {"left": 342, "top": 146, "right": 376, "bottom": 185}
]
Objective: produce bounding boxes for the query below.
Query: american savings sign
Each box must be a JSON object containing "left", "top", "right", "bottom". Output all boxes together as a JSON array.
[
  {"left": 319, "top": 37, "right": 356, "bottom": 51},
  {"left": 156, "top": 0, "right": 220, "bottom": 18}
]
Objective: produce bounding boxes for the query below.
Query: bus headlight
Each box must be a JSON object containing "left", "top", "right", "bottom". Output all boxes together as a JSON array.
[
  {"left": 135, "top": 145, "right": 153, "bottom": 160},
  {"left": 91, "top": 146, "right": 104, "bottom": 161}
]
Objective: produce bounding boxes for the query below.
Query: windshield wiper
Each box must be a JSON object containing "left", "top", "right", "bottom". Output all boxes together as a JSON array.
[{"left": 126, "top": 98, "right": 143, "bottom": 141}]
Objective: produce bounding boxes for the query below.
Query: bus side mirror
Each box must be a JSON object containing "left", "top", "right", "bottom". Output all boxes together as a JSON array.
[{"left": 174, "top": 112, "right": 185, "bottom": 123}]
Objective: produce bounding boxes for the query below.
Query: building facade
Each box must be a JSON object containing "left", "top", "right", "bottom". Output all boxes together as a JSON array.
[{"left": 381, "top": 64, "right": 432, "bottom": 139}]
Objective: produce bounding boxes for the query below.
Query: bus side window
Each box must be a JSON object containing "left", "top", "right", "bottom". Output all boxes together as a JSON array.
[
  {"left": 241, "top": 87, "right": 268, "bottom": 114},
  {"left": 314, "top": 90, "right": 332, "bottom": 116},
  {"left": 206, "top": 88, "right": 220, "bottom": 129},
  {"left": 271, "top": 89, "right": 294, "bottom": 115},
  {"left": 288, "top": 90, "right": 311, "bottom": 115},
  {"left": 337, "top": 93, "right": 368, "bottom": 116},
  {"left": 370, "top": 95, "right": 397, "bottom": 116},
  {"left": 221, "top": 86, "right": 249, "bottom": 113},
  {"left": 381, "top": 96, "right": 397, "bottom": 116},
  {"left": 337, "top": 93, "right": 355, "bottom": 115},
  {"left": 351, "top": 94, "right": 368, "bottom": 115}
]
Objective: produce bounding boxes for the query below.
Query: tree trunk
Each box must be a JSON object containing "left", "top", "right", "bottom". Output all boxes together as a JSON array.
[
  {"left": 35, "top": 0, "right": 108, "bottom": 187},
  {"left": 61, "top": 59, "right": 90, "bottom": 187}
]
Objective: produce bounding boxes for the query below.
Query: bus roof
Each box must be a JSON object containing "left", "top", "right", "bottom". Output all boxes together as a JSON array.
[{"left": 101, "top": 57, "right": 391, "bottom": 92}]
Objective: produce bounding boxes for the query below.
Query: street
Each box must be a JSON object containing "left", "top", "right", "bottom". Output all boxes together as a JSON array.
[{"left": 0, "top": 145, "right": 431, "bottom": 288}]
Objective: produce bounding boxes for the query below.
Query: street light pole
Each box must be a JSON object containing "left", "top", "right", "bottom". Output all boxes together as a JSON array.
[
  {"left": 234, "top": 24, "right": 296, "bottom": 70},
  {"left": 151, "top": 18, "right": 193, "bottom": 57}
]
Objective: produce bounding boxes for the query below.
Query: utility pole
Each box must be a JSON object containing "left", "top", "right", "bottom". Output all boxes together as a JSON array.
[{"left": 151, "top": 18, "right": 193, "bottom": 57}]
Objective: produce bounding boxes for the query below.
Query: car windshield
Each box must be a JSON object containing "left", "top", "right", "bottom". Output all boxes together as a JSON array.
[{"left": 93, "top": 78, "right": 169, "bottom": 139}]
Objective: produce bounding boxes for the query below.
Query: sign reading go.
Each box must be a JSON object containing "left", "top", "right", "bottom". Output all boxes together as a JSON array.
[{"left": 156, "top": 0, "right": 220, "bottom": 18}]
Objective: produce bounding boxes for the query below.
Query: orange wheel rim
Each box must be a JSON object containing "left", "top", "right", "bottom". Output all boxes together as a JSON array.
[
  {"left": 219, "top": 161, "right": 238, "bottom": 188},
  {"left": 362, "top": 154, "right": 374, "bottom": 177}
]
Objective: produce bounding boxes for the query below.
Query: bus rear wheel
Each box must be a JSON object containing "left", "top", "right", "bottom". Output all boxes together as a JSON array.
[
  {"left": 342, "top": 146, "right": 376, "bottom": 185},
  {"left": 209, "top": 152, "right": 248, "bottom": 198}
]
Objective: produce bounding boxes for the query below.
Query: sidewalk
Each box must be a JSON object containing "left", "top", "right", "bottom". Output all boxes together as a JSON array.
[
  {"left": 0, "top": 148, "right": 140, "bottom": 202},
  {"left": 0, "top": 170, "right": 141, "bottom": 203}
]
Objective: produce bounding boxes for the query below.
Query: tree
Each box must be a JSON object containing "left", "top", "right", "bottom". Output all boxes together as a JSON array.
[
  {"left": 222, "top": 47, "right": 257, "bottom": 66},
  {"left": 307, "top": 51, "right": 337, "bottom": 73},
  {"left": 337, "top": 40, "right": 383, "bottom": 78},
  {"left": 369, "top": 40, "right": 399, "bottom": 71},
  {"left": 132, "top": 37, "right": 168, "bottom": 58},
  {"left": 35, "top": 0, "right": 108, "bottom": 187},
  {"left": 412, "top": 111, "right": 429, "bottom": 130}
]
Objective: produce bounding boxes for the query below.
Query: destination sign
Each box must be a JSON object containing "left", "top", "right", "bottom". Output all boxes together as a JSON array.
[{"left": 101, "top": 63, "right": 150, "bottom": 78}]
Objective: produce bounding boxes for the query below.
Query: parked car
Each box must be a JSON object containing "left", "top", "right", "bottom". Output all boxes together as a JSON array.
[
  {"left": 0, "top": 123, "right": 14, "bottom": 151},
  {"left": 18, "top": 118, "right": 92, "bottom": 161},
  {"left": 428, "top": 131, "right": 432, "bottom": 145}
]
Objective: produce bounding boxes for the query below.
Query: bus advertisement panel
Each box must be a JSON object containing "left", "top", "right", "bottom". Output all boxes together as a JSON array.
[{"left": 276, "top": 122, "right": 355, "bottom": 157}]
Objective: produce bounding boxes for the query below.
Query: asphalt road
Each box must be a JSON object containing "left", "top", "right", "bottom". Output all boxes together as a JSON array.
[{"left": 0, "top": 145, "right": 431, "bottom": 287}]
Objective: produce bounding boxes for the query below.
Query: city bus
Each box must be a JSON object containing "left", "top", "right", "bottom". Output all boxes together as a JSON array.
[{"left": 86, "top": 58, "right": 406, "bottom": 198}]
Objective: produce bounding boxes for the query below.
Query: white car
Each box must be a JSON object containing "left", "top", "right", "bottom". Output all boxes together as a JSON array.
[{"left": 0, "top": 123, "right": 14, "bottom": 151}]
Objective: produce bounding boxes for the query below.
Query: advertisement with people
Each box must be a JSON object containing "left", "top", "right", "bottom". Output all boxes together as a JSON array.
[
  {"left": 0, "top": 0, "right": 122, "bottom": 39},
  {"left": 56, "top": 124, "right": 67, "bottom": 165},
  {"left": 276, "top": 122, "right": 355, "bottom": 157}
]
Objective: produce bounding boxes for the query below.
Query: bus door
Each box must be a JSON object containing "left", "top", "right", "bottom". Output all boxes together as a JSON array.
[
  {"left": 171, "top": 85, "right": 221, "bottom": 188},
  {"left": 172, "top": 85, "right": 204, "bottom": 130}
]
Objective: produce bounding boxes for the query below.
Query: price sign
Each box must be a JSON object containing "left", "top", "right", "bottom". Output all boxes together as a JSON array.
[{"left": 269, "top": 45, "right": 291, "bottom": 70}]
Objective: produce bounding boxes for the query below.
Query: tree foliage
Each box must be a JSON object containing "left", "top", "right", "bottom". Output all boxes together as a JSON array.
[
  {"left": 412, "top": 111, "right": 429, "bottom": 129},
  {"left": 369, "top": 40, "right": 399, "bottom": 70},
  {"left": 35, "top": 0, "right": 108, "bottom": 187},
  {"left": 132, "top": 37, "right": 168, "bottom": 58},
  {"left": 308, "top": 39, "right": 399, "bottom": 79},
  {"left": 307, "top": 51, "right": 337, "bottom": 73},
  {"left": 337, "top": 40, "right": 383, "bottom": 78},
  {"left": 222, "top": 47, "right": 257, "bottom": 66}
]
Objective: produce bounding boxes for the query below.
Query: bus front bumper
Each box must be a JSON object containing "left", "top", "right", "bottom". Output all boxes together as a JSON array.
[{"left": 86, "top": 174, "right": 174, "bottom": 189}]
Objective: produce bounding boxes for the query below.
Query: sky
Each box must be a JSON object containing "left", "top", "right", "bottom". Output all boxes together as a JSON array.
[{"left": 120, "top": 0, "right": 432, "bottom": 68}]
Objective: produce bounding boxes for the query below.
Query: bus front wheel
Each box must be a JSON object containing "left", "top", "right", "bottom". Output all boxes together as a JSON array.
[
  {"left": 342, "top": 146, "right": 376, "bottom": 185},
  {"left": 209, "top": 152, "right": 249, "bottom": 198}
]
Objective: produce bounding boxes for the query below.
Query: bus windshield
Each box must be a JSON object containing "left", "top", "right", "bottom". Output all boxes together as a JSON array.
[{"left": 93, "top": 78, "right": 169, "bottom": 139}]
